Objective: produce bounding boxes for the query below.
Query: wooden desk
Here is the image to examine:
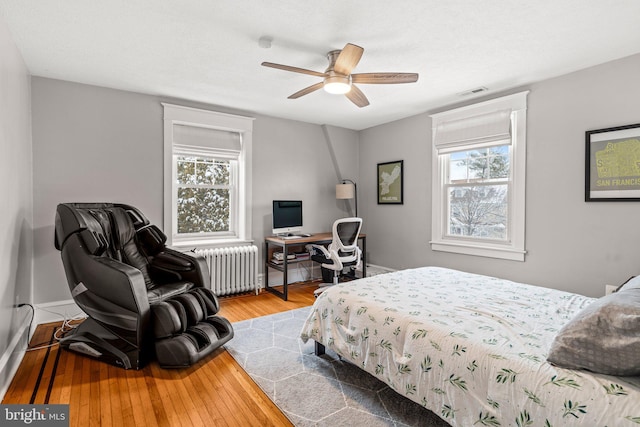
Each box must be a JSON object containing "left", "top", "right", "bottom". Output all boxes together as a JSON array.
[{"left": 264, "top": 232, "right": 366, "bottom": 300}]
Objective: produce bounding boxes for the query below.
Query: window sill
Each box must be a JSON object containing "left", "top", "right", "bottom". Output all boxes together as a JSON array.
[
  {"left": 171, "top": 238, "right": 255, "bottom": 250},
  {"left": 430, "top": 240, "right": 526, "bottom": 261}
]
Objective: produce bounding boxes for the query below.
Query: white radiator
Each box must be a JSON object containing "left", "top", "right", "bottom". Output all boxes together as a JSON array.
[{"left": 196, "top": 245, "right": 259, "bottom": 296}]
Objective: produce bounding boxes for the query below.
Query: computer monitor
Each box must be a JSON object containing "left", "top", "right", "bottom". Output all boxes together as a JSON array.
[{"left": 272, "top": 200, "right": 303, "bottom": 235}]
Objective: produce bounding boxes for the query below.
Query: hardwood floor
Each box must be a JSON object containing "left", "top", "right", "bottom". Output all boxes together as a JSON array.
[{"left": 2, "top": 282, "right": 319, "bottom": 426}]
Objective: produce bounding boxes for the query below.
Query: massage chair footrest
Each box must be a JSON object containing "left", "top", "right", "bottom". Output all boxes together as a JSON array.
[
  {"left": 155, "top": 316, "right": 233, "bottom": 368},
  {"left": 151, "top": 288, "right": 233, "bottom": 368}
]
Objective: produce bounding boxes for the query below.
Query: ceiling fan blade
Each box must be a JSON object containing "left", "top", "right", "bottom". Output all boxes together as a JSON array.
[
  {"left": 261, "top": 62, "right": 327, "bottom": 78},
  {"left": 351, "top": 73, "right": 419, "bottom": 84},
  {"left": 345, "top": 84, "right": 369, "bottom": 108},
  {"left": 288, "top": 82, "right": 324, "bottom": 99},
  {"left": 334, "top": 43, "right": 364, "bottom": 75}
]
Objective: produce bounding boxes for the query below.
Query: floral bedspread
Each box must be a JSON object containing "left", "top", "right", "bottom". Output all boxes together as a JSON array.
[{"left": 300, "top": 267, "right": 640, "bottom": 426}]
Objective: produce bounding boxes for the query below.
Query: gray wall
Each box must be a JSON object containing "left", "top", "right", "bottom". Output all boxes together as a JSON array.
[
  {"left": 0, "top": 17, "right": 33, "bottom": 394},
  {"left": 24, "top": 43, "right": 640, "bottom": 309},
  {"left": 31, "top": 77, "right": 358, "bottom": 304},
  {"left": 359, "top": 53, "right": 640, "bottom": 298}
]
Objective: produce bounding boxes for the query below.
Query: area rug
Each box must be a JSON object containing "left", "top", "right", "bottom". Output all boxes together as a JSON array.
[{"left": 224, "top": 307, "right": 450, "bottom": 427}]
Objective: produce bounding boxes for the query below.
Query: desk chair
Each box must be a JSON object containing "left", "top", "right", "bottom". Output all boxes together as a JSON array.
[{"left": 308, "top": 217, "right": 362, "bottom": 295}]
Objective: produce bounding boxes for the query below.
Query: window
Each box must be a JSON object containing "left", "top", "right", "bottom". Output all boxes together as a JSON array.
[
  {"left": 163, "top": 103, "right": 254, "bottom": 246},
  {"left": 430, "top": 92, "right": 528, "bottom": 261}
]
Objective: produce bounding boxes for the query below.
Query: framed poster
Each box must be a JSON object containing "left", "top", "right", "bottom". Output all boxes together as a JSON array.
[
  {"left": 377, "top": 160, "right": 403, "bottom": 204},
  {"left": 585, "top": 123, "right": 640, "bottom": 201}
]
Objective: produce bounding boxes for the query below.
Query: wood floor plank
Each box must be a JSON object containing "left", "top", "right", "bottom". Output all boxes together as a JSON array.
[
  {"left": 52, "top": 349, "right": 74, "bottom": 406},
  {"left": 127, "top": 369, "right": 160, "bottom": 427},
  {"left": 2, "top": 282, "right": 319, "bottom": 426},
  {"left": 71, "top": 357, "right": 89, "bottom": 427},
  {"left": 148, "top": 363, "right": 190, "bottom": 427},
  {"left": 98, "top": 362, "right": 112, "bottom": 426},
  {"left": 115, "top": 365, "right": 135, "bottom": 427},
  {"left": 107, "top": 364, "right": 126, "bottom": 427},
  {"left": 89, "top": 360, "right": 102, "bottom": 427},
  {"left": 143, "top": 369, "right": 170, "bottom": 427}
]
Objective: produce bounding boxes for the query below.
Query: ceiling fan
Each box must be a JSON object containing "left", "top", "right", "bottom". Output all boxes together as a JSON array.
[{"left": 261, "top": 43, "right": 419, "bottom": 108}]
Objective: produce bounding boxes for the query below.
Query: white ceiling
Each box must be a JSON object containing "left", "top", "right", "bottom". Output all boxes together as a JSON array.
[{"left": 1, "top": 0, "right": 640, "bottom": 130}]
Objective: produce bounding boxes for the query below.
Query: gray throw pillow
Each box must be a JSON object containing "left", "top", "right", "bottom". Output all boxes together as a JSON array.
[
  {"left": 616, "top": 275, "right": 640, "bottom": 292},
  {"left": 547, "top": 285, "right": 640, "bottom": 376}
]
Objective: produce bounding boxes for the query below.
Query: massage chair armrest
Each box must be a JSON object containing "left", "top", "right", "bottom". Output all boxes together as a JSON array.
[
  {"left": 152, "top": 251, "right": 194, "bottom": 271},
  {"left": 83, "top": 257, "right": 151, "bottom": 314},
  {"left": 149, "top": 250, "right": 193, "bottom": 284},
  {"left": 151, "top": 247, "right": 210, "bottom": 288}
]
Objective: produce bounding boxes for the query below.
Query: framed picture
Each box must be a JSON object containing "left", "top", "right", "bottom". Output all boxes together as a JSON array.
[
  {"left": 585, "top": 123, "right": 640, "bottom": 201},
  {"left": 377, "top": 160, "right": 404, "bottom": 204}
]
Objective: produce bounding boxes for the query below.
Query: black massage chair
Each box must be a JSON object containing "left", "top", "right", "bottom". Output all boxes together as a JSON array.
[{"left": 54, "top": 203, "right": 233, "bottom": 369}]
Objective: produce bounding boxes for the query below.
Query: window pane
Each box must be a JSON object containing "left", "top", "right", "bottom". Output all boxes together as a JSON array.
[
  {"left": 177, "top": 188, "right": 230, "bottom": 233},
  {"left": 176, "top": 156, "right": 230, "bottom": 185},
  {"left": 449, "top": 145, "right": 510, "bottom": 183},
  {"left": 177, "top": 157, "right": 196, "bottom": 185},
  {"left": 488, "top": 146, "right": 510, "bottom": 179},
  {"left": 468, "top": 156, "right": 489, "bottom": 179},
  {"left": 447, "top": 185, "right": 508, "bottom": 240},
  {"left": 449, "top": 152, "right": 468, "bottom": 181}
]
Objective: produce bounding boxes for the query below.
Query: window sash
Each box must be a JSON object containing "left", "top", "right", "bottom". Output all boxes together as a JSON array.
[
  {"left": 444, "top": 181, "right": 511, "bottom": 243},
  {"left": 172, "top": 153, "right": 238, "bottom": 238},
  {"left": 446, "top": 145, "right": 511, "bottom": 183}
]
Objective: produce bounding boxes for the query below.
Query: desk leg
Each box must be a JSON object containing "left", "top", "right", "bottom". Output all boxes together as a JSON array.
[
  {"left": 263, "top": 240, "right": 288, "bottom": 301},
  {"left": 264, "top": 241, "right": 269, "bottom": 291},
  {"left": 282, "top": 248, "right": 288, "bottom": 301},
  {"left": 362, "top": 236, "right": 367, "bottom": 278}
]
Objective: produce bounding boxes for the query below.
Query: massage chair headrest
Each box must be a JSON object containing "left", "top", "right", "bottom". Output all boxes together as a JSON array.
[{"left": 54, "top": 202, "right": 157, "bottom": 254}]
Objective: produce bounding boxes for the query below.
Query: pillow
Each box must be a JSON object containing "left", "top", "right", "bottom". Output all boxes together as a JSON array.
[
  {"left": 547, "top": 284, "right": 640, "bottom": 376},
  {"left": 616, "top": 275, "right": 640, "bottom": 292}
]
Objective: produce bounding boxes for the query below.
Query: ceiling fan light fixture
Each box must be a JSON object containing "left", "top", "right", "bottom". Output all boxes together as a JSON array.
[
  {"left": 323, "top": 75, "right": 352, "bottom": 94},
  {"left": 262, "top": 43, "right": 418, "bottom": 107}
]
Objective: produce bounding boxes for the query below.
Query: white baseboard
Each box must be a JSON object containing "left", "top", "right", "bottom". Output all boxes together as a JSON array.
[
  {"left": 0, "top": 307, "right": 32, "bottom": 401},
  {"left": 34, "top": 299, "right": 84, "bottom": 326}
]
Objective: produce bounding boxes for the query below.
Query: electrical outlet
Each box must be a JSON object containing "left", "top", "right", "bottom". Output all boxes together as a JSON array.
[{"left": 605, "top": 285, "right": 617, "bottom": 295}]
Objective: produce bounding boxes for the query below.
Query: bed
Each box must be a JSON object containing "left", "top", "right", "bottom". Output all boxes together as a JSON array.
[{"left": 300, "top": 266, "right": 640, "bottom": 426}]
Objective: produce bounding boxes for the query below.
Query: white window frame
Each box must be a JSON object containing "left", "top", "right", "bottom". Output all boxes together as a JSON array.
[
  {"left": 430, "top": 91, "right": 528, "bottom": 261},
  {"left": 163, "top": 103, "right": 254, "bottom": 247}
]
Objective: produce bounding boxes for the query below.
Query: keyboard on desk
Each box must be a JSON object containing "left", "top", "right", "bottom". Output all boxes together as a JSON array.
[{"left": 281, "top": 235, "right": 301, "bottom": 240}]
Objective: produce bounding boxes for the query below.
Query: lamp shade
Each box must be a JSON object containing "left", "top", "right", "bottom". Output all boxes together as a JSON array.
[{"left": 336, "top": 183, "right": 355, "bottom": 200}]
